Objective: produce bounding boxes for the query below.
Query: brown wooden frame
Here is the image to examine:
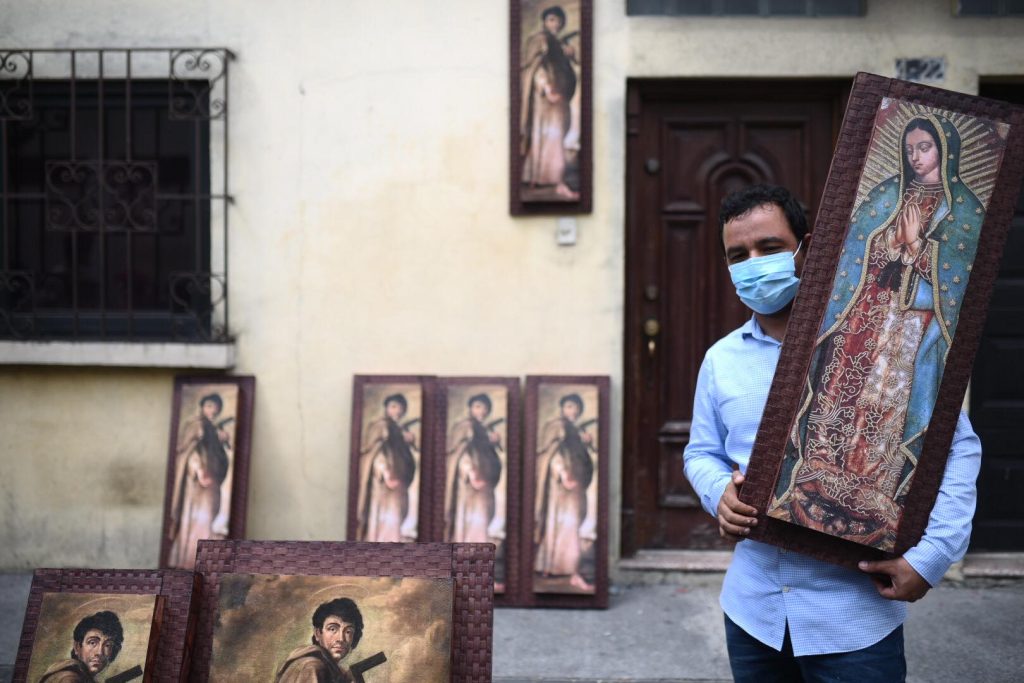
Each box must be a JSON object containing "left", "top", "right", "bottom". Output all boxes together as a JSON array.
[
  {"left": 522, "top": 375, "right": 610, "bottom": 608},
  {"left": 189, "top": 540, "right": 494, "bottom": 683},
  {"left": 510, "top": 0, "right": 593, "bottom": 215},
  {"left": 739, "top": 73, "right": 1024, "bottom": 568},
  {"left": 13, "top": 568, "right": 199, "bottom": 683},
  {"left": 432, "top": 376, "right": 522, "bottom": 606},
  {"left": 347, "top": 374, "right": 438, "bottom": 542},
  {"left": 159, "top": 375, "right": 256, "bottom": 569}
]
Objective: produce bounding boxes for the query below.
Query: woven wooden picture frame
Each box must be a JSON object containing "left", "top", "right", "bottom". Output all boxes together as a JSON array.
[
  {"left": 432, "top": 376, "right": 523, "bottom": 607},
  {"left": 739, "top": 73, "right": 1024, "bottom": 567},
  {"left": 190, "top": 540, "right": 494, "bottom": 683},
  {"left": 522, "top": 375, "right": 610, "bottom": 608},
  {"left": 160, "top": 374, "right": 256, "bottom": 570},
  {"left": 13, "top": 569, "right": 199, "bottom": 683}
]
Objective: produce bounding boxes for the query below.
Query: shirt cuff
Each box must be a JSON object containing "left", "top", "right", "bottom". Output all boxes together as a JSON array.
[
  {"left": 704, "top": 474, "right": 733, "bottom": 518},
  {"left": 903, "top": 540, "right": 951, "bottom": 587}
]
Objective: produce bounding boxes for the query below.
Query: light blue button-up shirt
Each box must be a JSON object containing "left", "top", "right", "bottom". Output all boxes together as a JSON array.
[{"left": 683, "top": 317, "right": 982, "bottom": 656}]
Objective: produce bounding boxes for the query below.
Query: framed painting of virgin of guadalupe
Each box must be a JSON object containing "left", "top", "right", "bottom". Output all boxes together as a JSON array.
[
  {"left": 739, "top": 73, "right": 1024, "bottom": 568},
  {"left": 510, "top": 0, "right": 592, "bottom": 215},
  {"left": 522, "top": 375, "right": 609, "bottom": 608}
]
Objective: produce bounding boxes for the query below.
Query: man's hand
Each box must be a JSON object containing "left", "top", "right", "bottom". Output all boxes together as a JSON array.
[
  {"left": 717, "top": 471, "right": 758, "bottom": 542},
  {"left": 858, "top": 557, "right": 931, "bottom": 602}
]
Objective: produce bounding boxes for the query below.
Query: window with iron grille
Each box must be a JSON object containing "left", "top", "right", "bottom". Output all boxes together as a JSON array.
[{"left": 0, "top": 48, "right": 231, "bottom": 342}]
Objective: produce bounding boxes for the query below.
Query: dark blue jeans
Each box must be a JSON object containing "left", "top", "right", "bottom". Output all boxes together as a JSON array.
[{"left": 724, "top": 614, "right": 906, "bottom": 683}]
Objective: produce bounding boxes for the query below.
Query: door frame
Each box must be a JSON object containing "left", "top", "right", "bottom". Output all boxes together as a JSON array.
[{"left": 621, "top": 78, "right": 851, "bottom": 557}]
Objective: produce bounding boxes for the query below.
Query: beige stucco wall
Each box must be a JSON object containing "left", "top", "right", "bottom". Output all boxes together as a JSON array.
[{"left": 0, "top": 0, "right": 1021, "bottom": 569}]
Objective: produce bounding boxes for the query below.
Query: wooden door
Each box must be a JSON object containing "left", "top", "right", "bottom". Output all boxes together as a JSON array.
[
  {"left": 622, "top": 79, "right": 849, "bottom": 554},
  {"left": 970, "top": 81, "right": 1024, "bottom": 551}
]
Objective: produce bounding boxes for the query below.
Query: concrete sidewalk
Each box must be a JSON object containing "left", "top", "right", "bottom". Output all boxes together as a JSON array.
[{"left": 3, "top": 572, "right": 1023, "bottom": 682}]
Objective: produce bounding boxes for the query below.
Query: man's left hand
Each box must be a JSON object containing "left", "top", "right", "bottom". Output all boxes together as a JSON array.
[{"left": 858, "top": 557, "right": 931, "bottom": 602}]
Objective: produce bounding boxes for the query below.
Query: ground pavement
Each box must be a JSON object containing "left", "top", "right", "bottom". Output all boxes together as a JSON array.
[{"left": 2, "top": 571, "right": 1022, "bottom": 682}]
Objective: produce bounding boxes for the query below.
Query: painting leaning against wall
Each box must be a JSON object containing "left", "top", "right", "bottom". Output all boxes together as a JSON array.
[
  {"left": 208, "top": 574, "right": 453, "bottom": 683},
  {"left": 25, "top": 592, "right": 161, "bottom": 683},
  {"left": 766, "top": 98, "right": 1011, "bottom": 551}
]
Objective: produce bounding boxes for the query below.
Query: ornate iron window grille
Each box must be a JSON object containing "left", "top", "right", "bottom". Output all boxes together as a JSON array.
[{"left": 0, "top": 48, "right": 233, "bottom": 342}]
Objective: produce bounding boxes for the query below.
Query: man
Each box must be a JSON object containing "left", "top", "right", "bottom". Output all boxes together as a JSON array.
[
  {"left": 276, "top": 598, "right": 363, "bottom": 683},
  {"left": 40, "top": 611, "right": 123, "bottom": 682},
  {"left": 683, "top": 184, "right": 981, "bottom": 681},
  {"left": 445, "top": 393, "right": 503, "bottom": 544}
]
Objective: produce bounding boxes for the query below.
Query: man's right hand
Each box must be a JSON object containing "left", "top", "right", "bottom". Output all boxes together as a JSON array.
[{"left": 717, "top": 470, "right": 758, "bottom": 542}]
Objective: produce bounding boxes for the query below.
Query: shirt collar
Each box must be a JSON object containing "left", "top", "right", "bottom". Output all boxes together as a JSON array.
[{"left": 741, "top": 316, "right": 781, "bottom": 346}]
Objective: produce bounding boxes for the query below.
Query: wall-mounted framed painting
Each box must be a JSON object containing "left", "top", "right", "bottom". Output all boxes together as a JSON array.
[
  {"left": 160, "top": 375, "right": 256, "bottom": 570},
  {"left": 522, "top": 375, "right": 609, "bottom": 608},
  {"left": 190, "top": 540, "right": 495, "bottom": 683},
  {"left": 347, "top": 375, "right": 437, "bottom": 543},
  {"left": 13, "top": 568, "right": 199, "bottom": 682},
  {"left": 433, "top": 377, "right": 522, "bottom": 605},
  {"left": 510, "top": 0, "right": 593, "bottom": 215},
  {"left": 739, "top": 73, "right": 1024, "bottom": 567}
]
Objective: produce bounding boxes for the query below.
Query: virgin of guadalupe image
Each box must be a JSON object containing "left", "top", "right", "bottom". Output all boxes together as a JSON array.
[
  {"left": 520, "top": 4, "right": 580, "bottom": 201},
  {"left": 358, "top": 394, "right": 418, "bottom": 542},
  {"left": 445, "top": 393, "right": 503, "bottom": 546},
  {"left": 168, "top": 392, "right": 232, "bottom": 569},
  {"left": 534, "top": 392, "right": 596, "bottom": 593},
  {"left": 768, "top": 107, "right": 1004, "bottom": 550}
]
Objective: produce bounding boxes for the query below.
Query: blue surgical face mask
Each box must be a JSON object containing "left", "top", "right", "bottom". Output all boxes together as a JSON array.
[{"left": 728, "top": 241, "right": 803, "bottom": 315}]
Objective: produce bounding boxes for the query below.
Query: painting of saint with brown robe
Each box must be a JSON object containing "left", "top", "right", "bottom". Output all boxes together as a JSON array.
[
  {"left": 355, "top": 384, "right": 422, "bottom": 542},
  {"left": 533, "top": 384, "right": 599, "bottom": 594},
  {"left": 166, "top": 383, "right": 239, "bottom": 570},
  {"left": 519, "top": 1, "right": 583, "bottom": 202},
  {"left": 443, "top": 385, "right": 509, "bottom": 592},
  {"left": 25, "top": 593, "right": 160, "bottom": 683},
  {"left": 209, "top": 574, "right": 452, "bottom": 683}
]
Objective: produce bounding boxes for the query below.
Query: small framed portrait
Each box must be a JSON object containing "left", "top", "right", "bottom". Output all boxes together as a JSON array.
[
  {"left": 208, "top": 574, "right": 452, "bottom": 682},
  {"left": 433, "top": 377, "right": 522, "bottom": 605},
  {"left": 189, "top": 540, "right": 495, "bottom": 683},
  {"left": 739, "top": 73, "right": 1024, "bottom": 567},
  {"left": 510, "top": 0, "right": 593, "bottom": 215},
  {"left": 160, "top": 375, "right": 256, "bottom": 570},
  {"left": 348, "top": 375, "right": 436, "bottom": 543},
  {"left": 13, "top": 568, "right": 199, "bottom": 682},
  {"left": 522, "top": 375, "right": 610, "bottom": 608}
]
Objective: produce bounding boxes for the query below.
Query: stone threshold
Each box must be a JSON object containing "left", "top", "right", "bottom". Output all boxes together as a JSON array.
[{"left": 618, "top": 550, "right": 1024, "bottom": 578}]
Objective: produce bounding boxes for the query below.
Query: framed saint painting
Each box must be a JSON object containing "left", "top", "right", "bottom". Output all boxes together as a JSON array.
[
  {"left": 433, "top": 377, "right": 522, "bottom": 605},
  {"left": 739, "top": 73, "right": 1024, "bottom": 567},
  {"left": 510, "top": 0, "right": 592, "bottom": 215},
  {"left": 190, "top": 540, "right": 495, "bottom": 683},
  {"left": 522, "top": 375, "right": 609, "bottom": 608},
  {"left": 347, "top": 375, "right": 437, "bottom": 543},
  {"left": 13, "top": 568, "right": 199, "bottom": 682},
  {"left": 160, "top": 375, "right": 256, "bottom": 570}
]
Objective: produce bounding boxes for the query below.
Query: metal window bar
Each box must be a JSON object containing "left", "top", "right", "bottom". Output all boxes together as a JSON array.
[{"left": 0, "top": 47, "right": 233, "bottom": 342}]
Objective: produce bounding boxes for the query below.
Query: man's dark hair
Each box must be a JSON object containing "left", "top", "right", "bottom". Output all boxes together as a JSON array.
[
  {"left": 467, "top": 393, "right": 492, "bottom": 415},
  {"left": 383, "top": 393, "right": 408, "bottom": 414},
  {"left": 199, "top": 392, "right": 224, "bottom": 413},
  {"left": 541, "top": 6, "right": 566, "bottom": 29},
  {"left": 71, "top": 611, "right": 123, "bottom": 662},
  {"left": 312, "top": 598, "right": 364, "bottom": 648},
  {"left": 718, "top": 184, "right": 809, "bottom": 253},
  {"left": 559, "top": 393, "right": 584, "bottom": 414}
]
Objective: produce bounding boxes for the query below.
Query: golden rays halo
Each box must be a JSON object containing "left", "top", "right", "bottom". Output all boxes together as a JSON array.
[
  {"left": 855, "top": 98, "right": 1009, "bottom": 211},
  {"left": 60, "top": 592, "right": 156, "bottom": 622}
]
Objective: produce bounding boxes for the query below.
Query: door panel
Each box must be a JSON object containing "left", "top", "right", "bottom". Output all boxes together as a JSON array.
[
  {"left": 623, "top": 79, "right": 849, "bottom": 554},
  {"left": 971, "top": 80, "right": 1024, "bottom": 551}
]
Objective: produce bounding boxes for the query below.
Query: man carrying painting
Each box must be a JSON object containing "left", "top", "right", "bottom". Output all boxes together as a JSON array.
[
  {"left": 276, "top": 598, "right": 363, "bottom": 683},
  {"left": 40, "top": 611, "right": 124, "bottom": 682},
  {"left": 683, "top": 184, "right": 981, "bottom": 682}
]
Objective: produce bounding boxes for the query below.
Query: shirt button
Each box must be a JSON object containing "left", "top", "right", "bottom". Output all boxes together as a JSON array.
[{"left": 782, "top": 586, "right": 791, "bottom": 593}]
